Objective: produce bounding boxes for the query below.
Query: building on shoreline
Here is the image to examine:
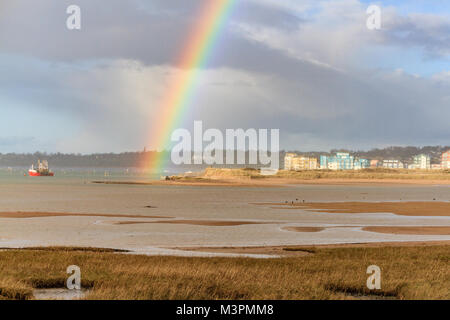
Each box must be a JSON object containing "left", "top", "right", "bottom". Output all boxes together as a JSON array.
[
  {"left": 284, "top": 153, "right": 318, "bottom": 170},
  {"left": 319, "top": 152, "right": 369, "bottom": 170},
  {"left": 285, "top": 150, "right": 445, "bottom": 171},
  {"left": 320, "top": 153, "right": 354, "bottom": 170},
  {"left": 442, "top": 150, "right": 450, "bottom": 169},
  {"left": 370, "top": 159, "right": 380, "bottom": 168},
  {"left": 412, "top": 154, "right": 431, "bottom": 170},
  {"left": 354, "top": 158, "right": 370, "bottom": 170},
  {"left": 382, "top": 159, "right": 404, "bottom": 169}
]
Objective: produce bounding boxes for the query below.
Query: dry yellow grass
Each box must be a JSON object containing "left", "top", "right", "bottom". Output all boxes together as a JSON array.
[
  {"left": 93, "top": 168, "right": 450, "bottom": 187},
  {"left": 0, "top": 245, "right": 448, "bottom": 300},
  {"left": 203, "top": 168, "right": 450, "bottom": 181}
]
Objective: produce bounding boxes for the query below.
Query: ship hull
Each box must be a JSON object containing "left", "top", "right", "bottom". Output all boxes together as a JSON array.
[{"left": 28, "top": 170, "right": 54, "bottom": 177}]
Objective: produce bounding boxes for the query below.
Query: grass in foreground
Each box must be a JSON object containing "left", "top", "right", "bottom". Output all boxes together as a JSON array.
[{"left": 0, "top": 245, "right": 448, "bottom": 300}]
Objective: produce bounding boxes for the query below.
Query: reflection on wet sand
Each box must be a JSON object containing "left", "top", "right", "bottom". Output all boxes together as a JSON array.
[{"left": 258, "top": 201, "right": 450, "bottom": 216}]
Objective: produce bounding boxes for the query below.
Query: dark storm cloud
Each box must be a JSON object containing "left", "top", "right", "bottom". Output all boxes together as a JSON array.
[
  {"left": 0, "top": 0, "right": 304, "bottom": 66},
  {"left": 0, "top": 0, "right": 449, "bottom": 152}
]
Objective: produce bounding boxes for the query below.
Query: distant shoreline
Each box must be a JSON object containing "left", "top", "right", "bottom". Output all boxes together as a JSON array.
[
  {"left": 91, "top": 167, "right": 450, "bottom": 186},
  {"left": 92, "top": 178, "right": 450, "bottom": 186}
]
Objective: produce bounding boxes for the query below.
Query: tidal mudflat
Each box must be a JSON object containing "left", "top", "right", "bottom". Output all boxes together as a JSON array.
[{"left": 0, "top": 176, "right": 449, "bottom": 257}]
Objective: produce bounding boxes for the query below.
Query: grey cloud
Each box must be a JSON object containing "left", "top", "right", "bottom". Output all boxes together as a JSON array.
[
  {"left": 382, "top": 13, "right": 450, "bottom": 58},
  {"left": 0, "top": 0, "right": 449, "bottom": 153},
  {"left": 0, "top": 0, "right": 303, "bottom": 66}
]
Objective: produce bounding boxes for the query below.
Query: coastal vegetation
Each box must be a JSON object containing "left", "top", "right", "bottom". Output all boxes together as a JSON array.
[
  {"left": 199, "top": 167, "right": 450, "bottom": 181},
  {"left": 1, "top": 145, "right": 448, "bottom": 168},
  {"left": 0, "top": 245, "right": 448, "bottom": 300}
]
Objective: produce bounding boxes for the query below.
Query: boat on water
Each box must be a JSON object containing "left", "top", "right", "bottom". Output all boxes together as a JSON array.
[{"left": 28, "top": 160, "right": 54, "bottom": 176}]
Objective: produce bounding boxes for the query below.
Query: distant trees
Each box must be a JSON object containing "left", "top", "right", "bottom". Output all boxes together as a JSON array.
[{"left": 0, "top": 145, "right": 448, "bottom": 168}]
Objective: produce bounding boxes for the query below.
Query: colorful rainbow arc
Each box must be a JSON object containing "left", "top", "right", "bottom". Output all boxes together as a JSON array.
[{"left": 146, "top": 0, "right": 237, "bottom": 175}]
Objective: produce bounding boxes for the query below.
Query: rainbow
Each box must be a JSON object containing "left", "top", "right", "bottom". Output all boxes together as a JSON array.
[{"left": 145, "top": 0, "right": 237, "bottom": 175}]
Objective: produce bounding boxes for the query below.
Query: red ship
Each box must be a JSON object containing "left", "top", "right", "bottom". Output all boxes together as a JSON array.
[{"left": 28, "top": 160, "right": 54, "bottom": 176}]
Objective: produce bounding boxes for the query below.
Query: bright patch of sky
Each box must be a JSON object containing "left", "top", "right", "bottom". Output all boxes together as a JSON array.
[{"left": 329, "top": 0, "right": 449, "bottom": 77}]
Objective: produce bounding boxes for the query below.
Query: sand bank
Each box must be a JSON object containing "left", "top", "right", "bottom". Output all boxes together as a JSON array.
[
  {"left": 362, "top": 226, "right": 450, "bottom": 235},
  {"left": 113, "top": 219, "right": 270, "bottom": 226},
  {"left": 93, "top": 177, "right": 450, "bottom": 187},
  {"left": 282, "top": 226, "right": 325, "bottom": 232},
  {"left": 282, "top": 225, "right": 450, "bottom": 235},
  {"left": 260, "top": 201, "right": 450, "bottom": 216},
  {"left": 91, "top": 179, "right": 278, "bottom": 187}
]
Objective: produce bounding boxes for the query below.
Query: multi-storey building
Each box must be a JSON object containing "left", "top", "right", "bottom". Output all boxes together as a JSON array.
[
  {"left": 413, "top": 154, "right": 431, "bottom": 170},
  {"left": 284, "top": 153, "right": 318, "bottom": 171},
  {"left": 354, "top": 158, "right": 370, "bottom": 170},
  {"left": 284, "top": 153, "right": 297, "bottom": 171},
  {"left": 320, "top": 153, "right": 367, "bottom": 170},
  {"left": 442, "top": 150, "right": 450, "bottom": 169},
  {"left": 382, "top": 159, "right": 404, "bottom": 169},
  {"left": 370, "top": 159, "right": 380, "bottom": 168},
  {"left": 320, "top": 153, "right": 354, "bottom": 170}
]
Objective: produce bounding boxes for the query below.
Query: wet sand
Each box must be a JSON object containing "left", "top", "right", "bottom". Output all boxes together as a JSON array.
[
  {"left": 93, "top": 177, "right": 450, "bottom": 187},
  {"left": 363, "top": 226, "right": 450, "bottom": 235},
  {"left": 282, "top": 226, "right": 325, "bottom": 232},
  {"left": 1, "top": 179, "right": 450, "bottom": 255},
  {"left": 0, "top": 212, "right": 171, "bottom": 219},
  {"left": 113, "top": 219, "right": 270, "bottom": 226},
  {"left": 262, "top": 201, "right": 450, "bottom": 216},
  {"left": 92, "top": 179, "right": 278, "bottom": 187}
]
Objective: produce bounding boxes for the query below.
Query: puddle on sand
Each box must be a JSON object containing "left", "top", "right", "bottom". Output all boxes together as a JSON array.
[
  {"left": 346, "top": 293, "right": 397, "bottom": 300},
  {"left": 33, "top": 288, "right": 90, "bottom": 300}
]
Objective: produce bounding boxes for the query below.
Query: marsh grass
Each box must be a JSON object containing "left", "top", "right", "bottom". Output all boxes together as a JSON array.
[{"left": 0, "top": 245, "right": 448, "bottom": 300}]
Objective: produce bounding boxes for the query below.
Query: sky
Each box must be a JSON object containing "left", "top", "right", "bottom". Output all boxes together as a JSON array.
[{"left": 0, "top": 0, "right": 449, "bottom": 153}]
